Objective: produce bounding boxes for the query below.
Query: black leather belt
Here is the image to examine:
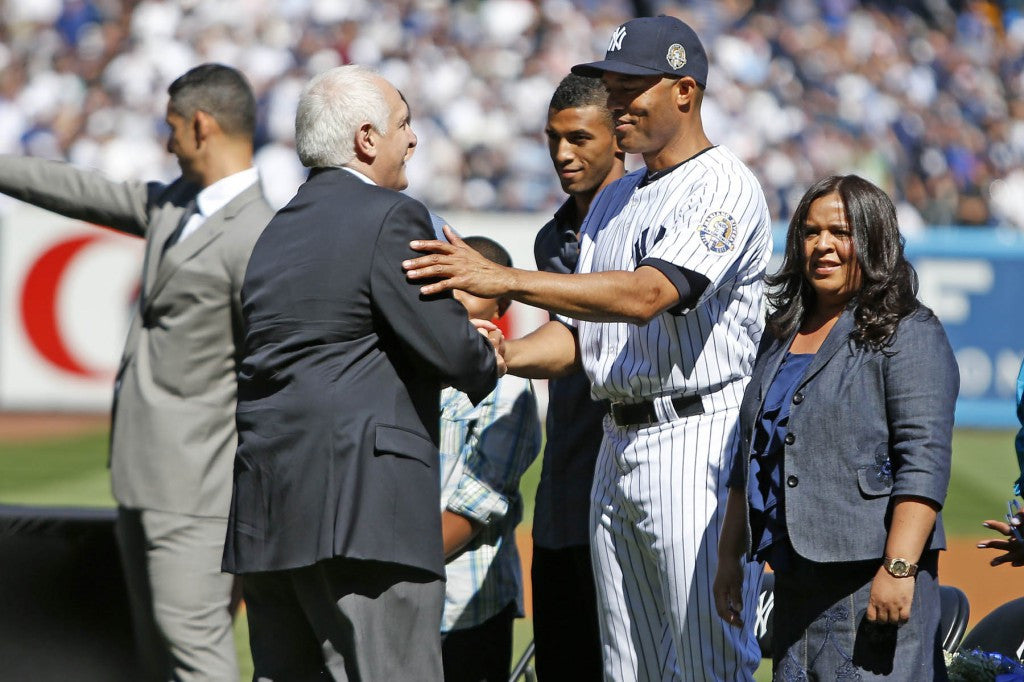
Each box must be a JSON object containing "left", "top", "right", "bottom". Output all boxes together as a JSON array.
[{"left": 610, "top": 393, "right": 704, "bottom": 427}]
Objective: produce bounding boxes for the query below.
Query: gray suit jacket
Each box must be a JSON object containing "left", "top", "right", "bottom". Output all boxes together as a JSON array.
[
  {"left": 0, "top": 155, "right": 275, "bottom": 518},
  {"left": 730, "top": 307, "right": 959, "bottom": 563}
]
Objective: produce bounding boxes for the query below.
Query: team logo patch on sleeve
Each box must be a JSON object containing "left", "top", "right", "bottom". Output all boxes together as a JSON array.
[{"left": 698, "top": 211, "right": 737, "bottom": 253}]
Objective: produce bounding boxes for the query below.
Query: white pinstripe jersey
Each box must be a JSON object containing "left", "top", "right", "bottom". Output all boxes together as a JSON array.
[{"left": 565, "top": 145, "right": 772, "bottom": 412}]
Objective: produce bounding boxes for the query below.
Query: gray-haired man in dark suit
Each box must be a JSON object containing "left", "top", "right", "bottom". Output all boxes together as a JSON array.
[{"left": 224, "top": 64, "right": 498, "bottom": 681}]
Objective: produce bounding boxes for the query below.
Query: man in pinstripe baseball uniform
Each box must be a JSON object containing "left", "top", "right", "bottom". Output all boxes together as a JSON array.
[{"left": 405, "top": 15, "right": 771, "bottom": 681}]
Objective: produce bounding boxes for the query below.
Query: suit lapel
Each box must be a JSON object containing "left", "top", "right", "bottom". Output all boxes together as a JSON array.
[
  {"left": 141, "top": 197, "right": 196, "bottom": 311},
  {"left": 753, "top": 308, "right": 856, "bottom": 403},
  {"left": 146, "top": 182, "right": 263, "bottom": 305},
  {"left": 797, "top": 308, "right": 856, "bottom": 389}
]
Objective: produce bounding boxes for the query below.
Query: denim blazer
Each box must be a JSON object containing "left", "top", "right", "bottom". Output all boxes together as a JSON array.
[{"left": 730, "top": 307, "right": 959, "bottom": 563}]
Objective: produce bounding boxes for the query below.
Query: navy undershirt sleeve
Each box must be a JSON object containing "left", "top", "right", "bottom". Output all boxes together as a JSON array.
[{"left": 638, "top": 257, "right": 710, "bottom": 315}]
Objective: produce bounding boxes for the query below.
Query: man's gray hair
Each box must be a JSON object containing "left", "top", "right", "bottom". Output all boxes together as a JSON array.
[{"left": 295, "top": 65, "right": 390, "bottom": 168}]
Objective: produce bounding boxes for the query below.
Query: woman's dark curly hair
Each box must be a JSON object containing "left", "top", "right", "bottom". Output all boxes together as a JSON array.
[{"left": 766, "top": 175, "right": 924, "bottom": 349}]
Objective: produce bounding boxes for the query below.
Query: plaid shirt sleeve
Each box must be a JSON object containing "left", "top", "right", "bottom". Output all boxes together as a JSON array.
[{"left": 446, "top": 376, "right": 541, "bottom": 525}]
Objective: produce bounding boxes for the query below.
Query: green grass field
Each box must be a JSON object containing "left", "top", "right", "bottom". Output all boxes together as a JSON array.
[{"left": 1, "top": 426, "right": 1017, "bottom": 680}]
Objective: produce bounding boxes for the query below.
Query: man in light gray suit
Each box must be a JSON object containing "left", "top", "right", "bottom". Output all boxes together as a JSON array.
[{"left": 0, "top": 64, "right": 275, "bottom": 681}]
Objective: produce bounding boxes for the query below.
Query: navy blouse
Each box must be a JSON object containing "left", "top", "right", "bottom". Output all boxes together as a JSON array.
[{"left": 747, "top": 352, "right": 814, "bottom": 569}]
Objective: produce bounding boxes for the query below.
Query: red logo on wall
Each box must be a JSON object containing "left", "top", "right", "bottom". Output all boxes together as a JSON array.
[
  {"left": 17, "top": 232, "right": 518, "bottom": 380},
  {"left": 19, "top": 234, "right": 109, "bottom": 378}
]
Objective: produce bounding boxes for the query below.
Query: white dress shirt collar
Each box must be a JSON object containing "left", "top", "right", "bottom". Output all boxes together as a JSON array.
[
  {"left": 174, "top": 167, "right": 260, "bottom": 245},
  {"left": 194, "top": 167, "right": 260, "bottom": 218},
  {"left": 337, "top": 165, "right": 376, "bottom": 186}
]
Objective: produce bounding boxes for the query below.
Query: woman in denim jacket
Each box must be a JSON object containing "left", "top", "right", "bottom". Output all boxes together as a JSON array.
[{"left": 713, "top": 175, "right": 958, "bottom": 680}]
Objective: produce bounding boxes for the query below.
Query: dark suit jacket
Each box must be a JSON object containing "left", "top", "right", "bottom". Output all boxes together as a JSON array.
[
  {"left": 223, "top": 168, "right": 497, "bottom": 577},
  {"left": 729, "top": 307, "right": 959, "bottom": 563}
]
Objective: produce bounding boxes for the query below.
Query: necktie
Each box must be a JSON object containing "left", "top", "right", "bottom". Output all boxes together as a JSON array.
[{"left": 162, "top": 198, "right": 197, "bottom": 254}]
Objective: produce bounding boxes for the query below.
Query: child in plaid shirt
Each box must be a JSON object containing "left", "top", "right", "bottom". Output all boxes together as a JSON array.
[{"left": 438, "top": 236, "right": 542, "bottom": 682}]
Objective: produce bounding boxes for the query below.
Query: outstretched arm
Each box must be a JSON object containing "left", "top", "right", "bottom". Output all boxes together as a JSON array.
[
  {"left": 372, "top": 202, "right": 497, "bottom": 401},
  {"left": 0, "top": 155, "right": 156, "bottom": 236},
  {"left": 500, "top": 320, "right": 581, "bottom": 380},
  {"left": 404, "top": 226, "right": 680, "bottom": 325}
]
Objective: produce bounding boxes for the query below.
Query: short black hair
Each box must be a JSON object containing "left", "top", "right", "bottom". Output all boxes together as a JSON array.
[
  {"left": 549, "top": 73, "right": 611, "bottom": 115},
  {"left": 167, "top": 64, "right": 256, "bottom": 139},
  {"left": 463, "top": 236, "right": 512, "bottom": 268}
]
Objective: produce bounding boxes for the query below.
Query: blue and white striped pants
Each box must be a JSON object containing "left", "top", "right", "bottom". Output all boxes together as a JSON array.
[{"left": 589, "top": 407, "right": 763, "bottom": 681}]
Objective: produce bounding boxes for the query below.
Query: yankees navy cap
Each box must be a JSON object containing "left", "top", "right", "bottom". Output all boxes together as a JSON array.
[{"left": 572, "top": 15, "right": 708, "bottom": 88}]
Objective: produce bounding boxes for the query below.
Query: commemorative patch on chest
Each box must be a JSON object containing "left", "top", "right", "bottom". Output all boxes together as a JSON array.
[{"left": 698, "top": 211, "right": 737, "bottom": 253}]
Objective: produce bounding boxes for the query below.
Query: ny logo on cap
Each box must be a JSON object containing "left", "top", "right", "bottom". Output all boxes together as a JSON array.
[{"left": 608, "top": 25, "right": 626, "bottom": 51}]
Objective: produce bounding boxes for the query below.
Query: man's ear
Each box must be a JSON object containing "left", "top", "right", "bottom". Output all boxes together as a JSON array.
[
  {"left": 354, "top": 122, "right": 377, "bottom": 161},
  {"left": 674, "top": 77, "right": 699, "bottom": 113},
  {"left": 193, "top": 110, "right": 219, "bottom": 146}
]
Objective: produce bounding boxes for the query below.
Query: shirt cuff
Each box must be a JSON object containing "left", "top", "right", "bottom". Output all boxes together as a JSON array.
[
  {"left": 638, "top": 258, "right": 710, "bottom": 314},
  {"left": 446, "top": 473, "right": 510, "bottom": 525},
  {"left": 889, "top": 479, "right": 947, "bottom": 509}
]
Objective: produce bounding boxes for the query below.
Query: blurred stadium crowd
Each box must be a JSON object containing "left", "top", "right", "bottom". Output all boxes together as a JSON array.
[{"left": 1, "top": 0, "right": 1023, "bottom": 228}]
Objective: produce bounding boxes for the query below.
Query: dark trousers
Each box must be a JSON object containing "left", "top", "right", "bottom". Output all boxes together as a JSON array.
[
  {"left": 441, "top": 601, "right": 516, "bottom": 682},
  {"left": 243, "top": 557, "right": 444, "bottom": 682},
  {"left": 531, "top": 545, "right": 603, "bottom": 682},
  {"left": 772, "top": 550, "right": 947, "bottom": 681}
]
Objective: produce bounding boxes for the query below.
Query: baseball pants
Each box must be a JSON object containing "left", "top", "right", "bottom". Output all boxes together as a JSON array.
[{"left": 590, "top": 407, "right": 763, "bottom": 681}]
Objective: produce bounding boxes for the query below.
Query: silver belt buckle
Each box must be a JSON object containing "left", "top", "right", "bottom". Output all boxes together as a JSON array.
[{"left": 610, "top": 399, "right": 656, "bottom": 427}]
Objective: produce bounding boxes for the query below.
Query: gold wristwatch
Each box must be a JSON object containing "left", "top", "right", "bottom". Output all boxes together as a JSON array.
[{"left": 882, "top": 556, "right": 918, "bottom": 578}]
